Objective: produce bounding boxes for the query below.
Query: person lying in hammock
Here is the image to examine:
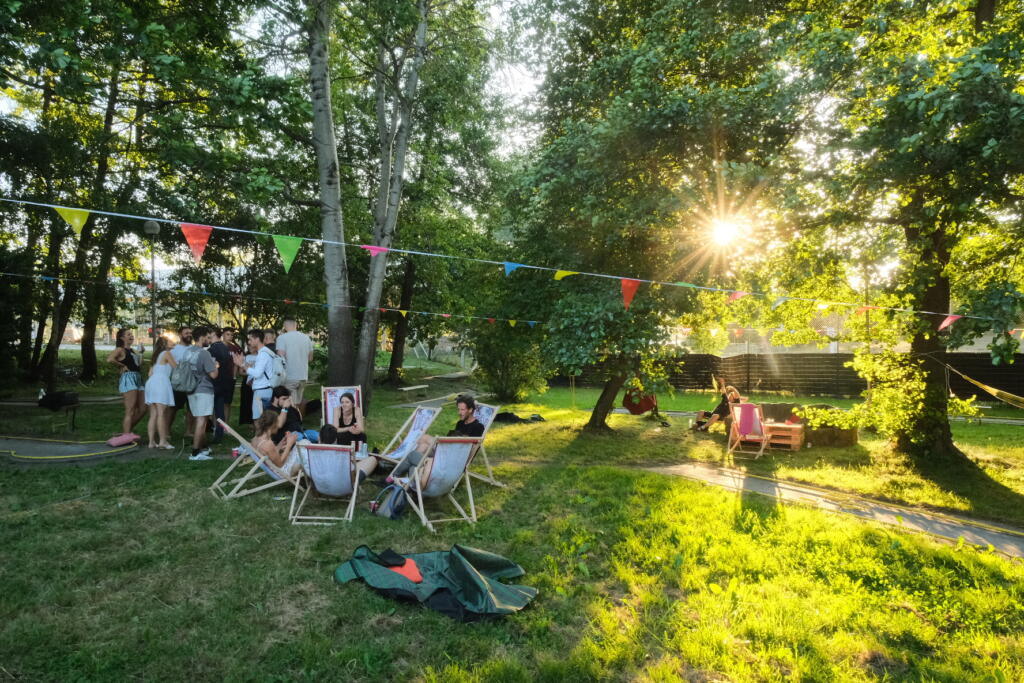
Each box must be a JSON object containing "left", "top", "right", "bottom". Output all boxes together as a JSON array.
[{"left": 692, "top": 376, "right": 742, "bottom": 432}]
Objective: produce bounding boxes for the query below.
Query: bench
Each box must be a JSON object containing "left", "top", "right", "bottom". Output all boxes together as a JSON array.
[
  {"left": 0, "top": 400, "right": 80, "bottom": 432},
  {"left": 397, "top": 384, "right": 429, "bottom": 397}
]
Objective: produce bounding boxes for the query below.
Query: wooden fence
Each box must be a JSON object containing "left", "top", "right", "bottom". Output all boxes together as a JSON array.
[{"left": 552, "top": 353, "right": 1024, "bottom": 399}]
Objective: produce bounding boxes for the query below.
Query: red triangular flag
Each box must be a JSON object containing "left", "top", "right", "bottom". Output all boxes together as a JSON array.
[
  {"left": 621, "top": 278, "right": 641, "bottom": 310},
  {"left": 180, "top": 223, "right": 213, "bottom": 264},
  {"left": 734, "top": 328, "right": 744, "bottom": 338},
  {"left": 487, "top": 318, "right": 495, "bottom": 324},
  {"left": 728, "top": 291, "right": 748, "bottom": 303},
  {"left": 441, "top": 313, "right": 451, "bottom": 318},
  {"left": 938, "top": 314, "right": 962, "bottom": 331}
]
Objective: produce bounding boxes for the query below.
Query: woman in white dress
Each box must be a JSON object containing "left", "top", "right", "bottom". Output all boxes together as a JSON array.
[{"left": 145, "top": 335, "right": 178, "bottom": 449}]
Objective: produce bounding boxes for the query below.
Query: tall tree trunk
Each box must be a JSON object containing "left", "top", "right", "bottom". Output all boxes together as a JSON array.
[
  {"left": 354, "top": 0, "right": 429, "bottom": 405},
  {"left": 307, "top": 0, "right": 355, "bottom": 385},
  {"left": 38, "top": 64, "right": 121, "bottom": 392},
  {"left": 387, "top": 259, "right": 416, "bottom": 384},
  {"left": 17, "top": 211, "right": 43, "bottom": 378},
  {"left": 586, "top": 363, "right": 629, "bottom": 433},
  {"left": 895, "top": 222, "right": 961, "bottom": 460},
  {"left": 80, "top": 226, "right": 120, "bottom": 381}
]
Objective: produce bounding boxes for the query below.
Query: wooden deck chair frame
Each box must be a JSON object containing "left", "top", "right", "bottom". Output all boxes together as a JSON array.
[
  {"left": 376, "top": 405, "right": 442, "bottom": 467},
  {"left": 466, "top": 402, "right": 504, "bottom": 488},
  {"left": 320, "top": 385, "right": 363, "bottom": 428},
  {"left": 400, "top": 436, "right": 479, "bottom": 533},
  {"left": 726, "top": 403, "right": 770, "bottom": 459},
  {"left": 209, "top": 419, "right": 305, "bottom": 500},
  {"left": 289, "top": 442, "right": 360, "bottom": 525}
]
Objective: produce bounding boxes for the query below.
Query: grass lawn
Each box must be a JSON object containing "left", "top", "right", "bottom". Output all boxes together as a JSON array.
[{"left": 2, "top": 361, "right": 1024, "bottom": 679}]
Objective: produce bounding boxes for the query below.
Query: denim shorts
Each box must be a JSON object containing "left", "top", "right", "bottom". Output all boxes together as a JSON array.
[{"left": 119, "top": 371, "right": 143, "bottom": 393}]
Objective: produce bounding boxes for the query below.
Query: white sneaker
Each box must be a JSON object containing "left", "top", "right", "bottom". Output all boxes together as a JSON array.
[{"left": 189, "top": 450, "right": 213, "bottom": 461}]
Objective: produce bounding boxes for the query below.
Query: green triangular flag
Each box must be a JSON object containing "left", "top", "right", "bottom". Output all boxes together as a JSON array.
[{"left": 272, "top": 235, "right": 303, "bottom": 273}]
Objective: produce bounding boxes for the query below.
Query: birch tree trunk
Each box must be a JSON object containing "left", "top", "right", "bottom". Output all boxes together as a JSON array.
[
  {"left": 353, "top": 0, "right": 429, "bottom": 405},
  {"left": 307, "top": 0, "right": 355, "bottom": 384}
]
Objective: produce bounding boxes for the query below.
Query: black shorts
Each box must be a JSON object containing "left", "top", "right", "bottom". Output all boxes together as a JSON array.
[
  {"left": 216, "top": 381, "right": 236, "bottom": 405},
  {"left": 174, "top": 391, "right": 188, "bottom": 410}
]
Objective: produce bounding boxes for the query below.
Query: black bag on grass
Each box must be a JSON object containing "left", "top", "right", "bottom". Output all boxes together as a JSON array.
[{"left": 369, "top": 484, "right": 408, "bottom": 520}]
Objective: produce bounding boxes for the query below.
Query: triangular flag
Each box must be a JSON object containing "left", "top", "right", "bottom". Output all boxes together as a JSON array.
[
  {"left": 272, "top": 235, "right": 303, "bottom": 273},
  {"left": 487, "top": 318, "right": 495, "bottom": 324},
  {"left": 938, "top": 314, "right": 962, "bottom": 331},
  {"left": 360, "top": 245, "right": 389, "bottom": 257},
  {"left": 55, "top": 207, "right": 90, "bottom": 236},
  {"left": 621, "top": 278, "right": 641, "bottom": 310},
  {"left": 771, "top": 297, "right": 788, "bottom": 310},
  {"left": 554, "top": 270, "right": 578, "bottom": 281},
  {"left": 399, "top": 310, "right": 408, "bottom": 317},
  {"left": 441, "top": 313, "right": 451, "bottom": 318},
  {"left": 504, "top": 262, "right": 524, "bottom": 276},
  {"left": 734, "top": 328, "right": 744, "bottom": 338},
  {"left": 673, "top": 281, "right": 697, "bottom": 288},
  {"left": 509, "top": 320, "right": 517, "bottom": 327},
  {"left": 180, "top": 223, "right": 213, "bottom": 264},
  {"left": 527, "top": 321, "right": 537, "bottom": 328},
  {"left": 728, "top": 291, "right": 748, "bottom": 302}
]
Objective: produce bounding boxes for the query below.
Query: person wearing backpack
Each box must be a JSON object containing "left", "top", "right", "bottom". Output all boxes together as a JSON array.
[
  {"left": 186, "top": 326, "right": 219, "bottom": 461},
  {"left": 233, "top": 328, "right": 277, "bottom": 420},
  {"left": 167, "top": 325, "right": 195, "bottom": 438}
]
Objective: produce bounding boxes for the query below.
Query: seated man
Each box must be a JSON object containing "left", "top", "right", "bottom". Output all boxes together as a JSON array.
[
  {"left": 389, "top": 395, "right": 483, "bottom": 479},
  {"left": 269, "top": 386, "right": 319, "bottom": 444}
]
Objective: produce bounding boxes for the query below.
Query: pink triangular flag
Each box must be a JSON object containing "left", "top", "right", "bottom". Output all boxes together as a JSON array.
[
  {"left": 360, "top": 245, "right": 389, "bottom": 257},
  {"left": 621, "top": 279, "right": 641, "bottom": 310},
  {"left": 728, "top": 291, "right": 748, "bottom": 303},
  {"left": 180, "top": 223, "right": 213, "bottom": 264},
  {"left": 938, "top": 314, "right": 962, "bottom": 331},
  {"left": 441, "top": 313, "right": 451, "bottom": 318}
]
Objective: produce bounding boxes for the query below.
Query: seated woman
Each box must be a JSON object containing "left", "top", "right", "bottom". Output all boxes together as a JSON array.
[
  {"left": 693, "top": 376, "right": 742, "bottom": 432},
  {"left": 250, "top": 410, "right": 300, "bottom": 476},
  {"left": 331, "top": 392, "right": 367, "bottom": 451}
]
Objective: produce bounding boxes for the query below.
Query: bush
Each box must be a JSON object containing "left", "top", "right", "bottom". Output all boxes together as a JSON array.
[{"left": 466, "top": 324, "right": 549, "bottom": 402}]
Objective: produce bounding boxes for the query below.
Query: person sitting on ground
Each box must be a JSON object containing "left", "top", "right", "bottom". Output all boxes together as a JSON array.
[
  {"left": 250, "top": 409, "right": 300, "bottom": 476},
  {"left": 269, "top": 386, "right": 319, "bottom": 444},
  {"left": 389, "top": 395, "right": 483, "bottom": 479},
  {"left": 331, "top": 391, "right": 367, "bottom": 451},
  {"left": 692, "top": 376, "right": 742, "bottom": 432}
]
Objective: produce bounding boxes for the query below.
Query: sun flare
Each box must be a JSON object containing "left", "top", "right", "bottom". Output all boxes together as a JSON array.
[{"left": 710, "top": 218, "right": 741, "bottom": 246}]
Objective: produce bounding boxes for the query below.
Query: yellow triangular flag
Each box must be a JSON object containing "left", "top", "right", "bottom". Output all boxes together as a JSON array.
[
  {"left": 399, "top": 310, "right": 408, "bottom": 317},
  {"left": 55, "top": 207, "right": 90, "bottom": 236},
  {"left": 509, "top": 320, "right": 517, "bottom": 327},
  {"left": 554, "top": 270, "right": 579, "bottom": 281}
]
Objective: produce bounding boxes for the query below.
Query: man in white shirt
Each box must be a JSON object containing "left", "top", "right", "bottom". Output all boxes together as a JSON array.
[
  {"left": 232, "top": 329, "right": 277, "bottom": 419},
  {"left": 275, "top": 318, "right": 313, "bottom": 406}
]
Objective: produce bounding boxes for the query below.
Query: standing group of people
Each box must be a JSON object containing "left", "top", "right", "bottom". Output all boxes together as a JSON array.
[{"left": 107, "top": 319, "right": 313, "bottom": 461}]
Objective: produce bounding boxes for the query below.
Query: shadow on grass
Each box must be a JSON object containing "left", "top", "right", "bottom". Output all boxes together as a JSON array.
[{"left": 909, "top": 452, "right": 1024, "bottom": 527}]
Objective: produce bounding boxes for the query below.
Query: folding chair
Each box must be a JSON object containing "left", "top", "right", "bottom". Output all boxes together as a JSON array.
[
  {"left": 467, "top": 402, "right": 504, "bottom": 487},
  {"left": 289, "top": 442, "right": 361, "bottom": 525},
  {"left": 726, "top": 402, "right": 771, "bottom": 459},
  {"left": 395, "top": 436, "right": 479, "bottom": 533},
  {"left": 209, "top": 419, "right": 305, "bottom": 500},
  {"left": 321, "top": 385, "right": 363, "bottom": 427},
  {"left": 376, "top": 405, "right": 441, "bottom": 467}
]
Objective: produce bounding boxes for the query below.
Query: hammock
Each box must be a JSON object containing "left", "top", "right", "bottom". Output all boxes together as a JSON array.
[{"left": 943, "top": 363, "right": 1024, "bottom": 411}]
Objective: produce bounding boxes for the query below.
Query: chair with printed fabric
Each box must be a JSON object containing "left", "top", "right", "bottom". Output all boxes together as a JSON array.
[
  {"left": 393, "top": 436, "right": 479, "bottom": 533},
  {"left": 321, "top": 385, "right": 363, "bottom": 428},
  {"left": 289, "top": 442, "right": 362, "bottom": 524},
  {"left": 467, "top": 402, "right": 504, "bottom": 487},
  {"left": 209, "top": 419, "right": 305, "bottom": 500},
  {"left": 376, "top": 405, "right": 442, "bottom": 469}
]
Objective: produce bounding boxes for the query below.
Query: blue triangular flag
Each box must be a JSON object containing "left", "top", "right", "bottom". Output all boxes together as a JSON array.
[
  {"left": 527, "top": 321, "right": 537, "bottom": 328},
  {"left": 504, "top": 262, "right": 524, "bottom": 276}
]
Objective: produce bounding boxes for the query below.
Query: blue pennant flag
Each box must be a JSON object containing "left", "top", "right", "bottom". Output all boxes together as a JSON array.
[{"left": 504, "top": 262, "right": 524, "bottom": 276}]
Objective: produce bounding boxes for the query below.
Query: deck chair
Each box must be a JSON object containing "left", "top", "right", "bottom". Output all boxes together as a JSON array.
[
  {"left": 209, "top": 419, "right": 305, "bottom": 500},
  {"left": 395, "top": 436, "right": 479, "bottom": 533},
  {"left": 321, "top": 385, "right": 363, "bottom": 427},
  {"left": 726, "top": 402, "right": 771, "bottom": 459},
  {"left": 289, "top": 442, "right": 361, "bottom": 525},
  {"left": 376, "top": 405, "right": 441, "bottom": 467},
  {"left": 467, "top": 402, "right": 504, "bottom": 488}
]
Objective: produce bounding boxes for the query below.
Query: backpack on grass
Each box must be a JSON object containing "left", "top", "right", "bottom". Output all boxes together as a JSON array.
[
  {"left": 369, "top": 484, "right": 408, "bottom": 520},
  {"left": 170, "top": 348, "right": 200, "bottom": 394}
]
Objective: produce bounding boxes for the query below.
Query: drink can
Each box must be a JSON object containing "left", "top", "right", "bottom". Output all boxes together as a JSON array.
[{"left": 231, "top": 447, "right": 240, "bottom": 459}]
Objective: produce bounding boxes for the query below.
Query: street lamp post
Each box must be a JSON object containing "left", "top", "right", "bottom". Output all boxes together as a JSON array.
[{"left": 143, "top": 221, "right": 160, "bottom": 344}]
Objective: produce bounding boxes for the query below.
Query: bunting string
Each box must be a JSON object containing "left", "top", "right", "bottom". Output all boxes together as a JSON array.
[{"left": 0, "top": 197, "right": 1007, "bottom": 327}]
